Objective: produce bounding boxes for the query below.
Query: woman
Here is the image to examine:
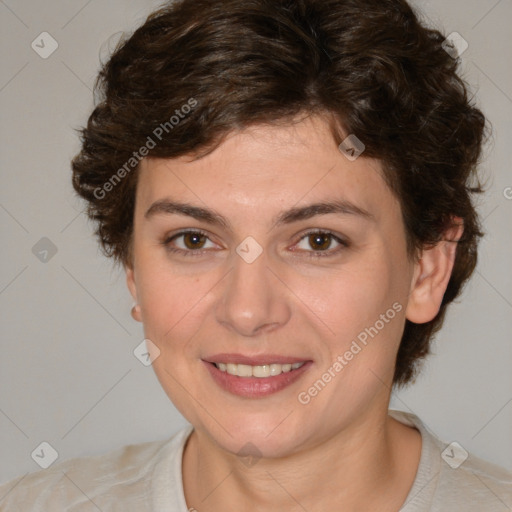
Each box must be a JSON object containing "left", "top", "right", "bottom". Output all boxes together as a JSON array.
[{"left": 1, "top": 0, "right": 511, "bottom": 510}]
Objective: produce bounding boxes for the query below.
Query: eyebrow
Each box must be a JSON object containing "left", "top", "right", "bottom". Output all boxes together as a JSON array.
[{"left": 144, "top": 198, "right": 374, "bottom": 229}]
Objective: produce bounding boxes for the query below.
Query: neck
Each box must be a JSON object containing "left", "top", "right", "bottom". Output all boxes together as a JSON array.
[{"left": 182, "top": 410, "right": 421, "bottom": 511}]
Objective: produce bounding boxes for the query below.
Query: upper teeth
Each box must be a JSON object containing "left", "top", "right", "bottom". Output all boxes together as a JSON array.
[{"left": 215, "top": 362, "right": 305, "bottom": 378}]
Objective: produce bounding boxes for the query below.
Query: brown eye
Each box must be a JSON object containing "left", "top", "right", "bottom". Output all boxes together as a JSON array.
[
  {"left": 308, "top": 232, "right": 333, "bottom": 251},
  {"left": 163, "top": 229, "right": 217, "bottom": 256},
  {"left": 182, "top": 232, "right": 207, "bottom": 250},
  {"left": 294, "top": 230, "right": 348, "bottom": 257}
]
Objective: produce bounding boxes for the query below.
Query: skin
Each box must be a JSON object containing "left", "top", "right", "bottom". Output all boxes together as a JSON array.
[{"left": 126, "top": 115, "right": 461, "bottom": 511}]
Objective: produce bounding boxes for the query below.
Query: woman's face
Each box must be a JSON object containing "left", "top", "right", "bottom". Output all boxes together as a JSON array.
[{"left": 126, "top": 116, "right": 417, "bottom": 458}]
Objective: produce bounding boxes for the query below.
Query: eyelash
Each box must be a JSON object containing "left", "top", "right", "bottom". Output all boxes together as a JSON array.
[{"left": 162, "top": 229, "right": 349, "bottom": 258}]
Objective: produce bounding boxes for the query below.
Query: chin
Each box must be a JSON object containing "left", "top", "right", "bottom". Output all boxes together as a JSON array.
[{"left": 197, "top": 410, "right": 316, "bottom": 459}]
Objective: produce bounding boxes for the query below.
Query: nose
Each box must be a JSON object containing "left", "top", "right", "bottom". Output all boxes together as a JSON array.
[{"left": 214, "top": 247, "right": 291, "bottom": 337}]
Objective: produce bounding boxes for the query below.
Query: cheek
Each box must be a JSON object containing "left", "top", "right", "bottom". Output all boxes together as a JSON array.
[
  {"left": 305, "top": 258, "right": 404, "bottom": 339},
  {"left": 298, "top": 256, "right": 410, "bottom": 399},
  {"left": 297, "top": 263, "right": 407, "bottom": 400},
  {"left": 135, "top": 266, "right": 216, "bottom": 414},
  {"left": 136, "top": 262, "right": 219, "bottom": 347}
]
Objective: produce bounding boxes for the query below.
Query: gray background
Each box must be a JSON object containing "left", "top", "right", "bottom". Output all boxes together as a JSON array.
[{"left": 1, "top": 0, "right": 511, "bottom": 484}]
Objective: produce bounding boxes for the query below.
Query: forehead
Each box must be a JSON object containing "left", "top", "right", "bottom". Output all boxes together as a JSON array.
[{"left": 135, "top": 116, "right": 399, "bottom": 225}]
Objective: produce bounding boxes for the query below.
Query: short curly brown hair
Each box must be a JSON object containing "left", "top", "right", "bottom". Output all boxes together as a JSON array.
[{"left": 71, "top": 0, "right": 487, "bottom": 386}]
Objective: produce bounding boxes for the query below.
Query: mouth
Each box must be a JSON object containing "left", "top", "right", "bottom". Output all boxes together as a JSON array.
[
  {"left": 203, "top": 355, "right": 312, "bottom": 398},
  {"left": 213, "top": 361, "right": 305, "bottom": 377}
]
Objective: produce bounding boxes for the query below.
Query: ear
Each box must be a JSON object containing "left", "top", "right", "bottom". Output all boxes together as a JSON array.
[
  {"left": 405, "top": 219, "right": 464, "bottom": 324},
  {"left": 125, "top": 264, "right": 142, "bottom": 322}
]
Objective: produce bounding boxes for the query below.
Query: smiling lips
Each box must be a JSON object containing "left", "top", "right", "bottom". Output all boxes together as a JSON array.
[
  {"left": 215, "top": 361, "right": 305, "bottom": 377},
  {"left": 203, "top": 355, "right": 312, "bottom": 398}
]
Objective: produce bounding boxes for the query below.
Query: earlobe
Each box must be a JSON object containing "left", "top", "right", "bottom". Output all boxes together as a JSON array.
[
  {"left": 405, "top": 220, "right": 463, "bottom": 324},
  {"left": 131, "top": 304, "right": 142, "bottom": 322}
]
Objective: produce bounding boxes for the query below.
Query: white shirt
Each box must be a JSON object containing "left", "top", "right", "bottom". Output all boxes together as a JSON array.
[{"left": 1, "top": 410, "right": 511, "bottom": 511}]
